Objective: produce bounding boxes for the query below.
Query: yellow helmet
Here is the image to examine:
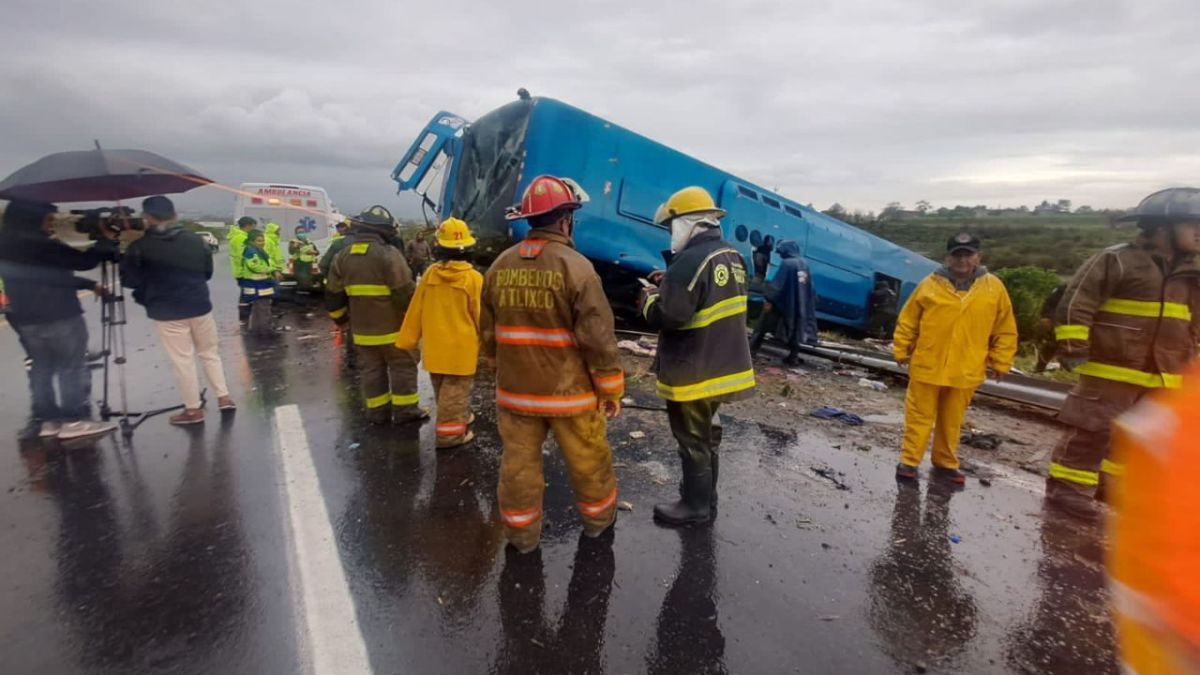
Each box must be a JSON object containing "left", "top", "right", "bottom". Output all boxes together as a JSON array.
[
  {"left": 658, "top": 186, "right": 726, "bottom": 224},
  {"left": 436, "top": 217, "right": 477, "bottom": 249}
]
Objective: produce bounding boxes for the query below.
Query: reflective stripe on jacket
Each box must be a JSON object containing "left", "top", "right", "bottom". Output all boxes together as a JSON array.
[
  {"left": 396, "top": 260, "right": 483, "bottom": 376},
  {"left": 1055, "top": 242, "right": 1200, "bottom": 390},
  {"left": 324, "top": 232, "right": 415, "bottom": 347},
  {"left": 481, "top": 230, "right": 624, "bottom": 417},
  {"left": 641, "top": 228, "right": 755, "bottom": 403},
  {"left": 892, "top": 270, "right": 1018, "bottom": 388}
]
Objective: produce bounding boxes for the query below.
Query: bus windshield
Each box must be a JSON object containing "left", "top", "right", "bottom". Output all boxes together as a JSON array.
[{"left": 451, "top": 100, "right": 532, "bottom": 228}]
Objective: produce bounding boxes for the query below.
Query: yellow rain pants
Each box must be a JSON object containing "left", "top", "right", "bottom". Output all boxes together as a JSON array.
[{"left": 899, "top": 380, "right": 976, "bottom": 470}]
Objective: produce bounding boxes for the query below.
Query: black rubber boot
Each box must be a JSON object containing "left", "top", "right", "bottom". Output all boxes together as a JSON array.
[
  {"left": 654, "top": 466, "right": 714, "bottom": 526},
  {"left": 782, "top": 350, "right": 802, "bottom": 367}
]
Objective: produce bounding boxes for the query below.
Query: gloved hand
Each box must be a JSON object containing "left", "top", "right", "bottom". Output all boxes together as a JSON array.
[
  {"left": 1061, "top": 357, "right": 1086, "bottom": 372},
  {"left": 637, "top": 285, "right": 657, "bottom": 313}
]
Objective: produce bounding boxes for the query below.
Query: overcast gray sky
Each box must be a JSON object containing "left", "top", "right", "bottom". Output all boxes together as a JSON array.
[{"left": 3, "top": 0, "right": 1198, "bottom": 217}]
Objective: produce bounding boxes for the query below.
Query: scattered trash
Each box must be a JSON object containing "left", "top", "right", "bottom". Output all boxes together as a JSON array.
[
  {"left": 530, "top": 638, "right": 546, "bottom": 648},
  {"left": 795, "top": 516, "right": 813, "bottom": 527},
  {"left": 834, "top": 368, "right": 868, "bottom": 378},
  {"left": 765, "top": 513, "right": 777, "bottom": 525},
  {"left": 961, "top": 431, "right": 1004, "bottom": 451},
  {"left": 621, "top": 397, "right": 635, "bottom": 405},
  {"left": 857, "top": 378, "right": 888, "bottom": 392},
  {"left": 949, "top": 534, "right": 962, "bottom": 544},
  {"left": 979, "top": 477, "right": 993, "bottom": 487},
  {"left": 629, "top": 430, "right": 646, "bottom": 440},
  {"left": 617, "top": 340, "right": 656, "bottom": 357},
  {"left": 348, "top": 442, "right": 361, "bottom": 450},
  {"left": 296, "top": 334, "right": 322, "bottom": 341},
  {"left": 810, "top": 406, "right": 864, "bottom": 426},
  {"left": 811, "top": 466, "right": 851, "bottom": 491},
  {"left": 821, "top": 542, "right": 832, "bottom": 550},
  {"left": 818, "top": 615, "right": 841, "bottom": 622},
  {"left": 618, "top": 501, "right": 634, "bottom": 512},
  {"left": 637, "top": 335, "right": 657, "bottom": 350},
  {"left": 436, "top": 596, "right": 445, "bottom": 606},
  {"left": 458, "top": 478, "right": 471, "bottom": 487},
  {"left": 613, "top": 461, "right": 629, "bottom": 468}
]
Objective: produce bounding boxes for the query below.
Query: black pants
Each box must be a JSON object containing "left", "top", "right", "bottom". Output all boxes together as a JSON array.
[{"left": 667, "top": 399, "right": 720, "bottom": 471}]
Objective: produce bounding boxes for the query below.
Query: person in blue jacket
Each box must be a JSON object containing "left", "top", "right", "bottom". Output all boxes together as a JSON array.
[{"left": 749, "top": 239, "right": 819, "bottom": 366}]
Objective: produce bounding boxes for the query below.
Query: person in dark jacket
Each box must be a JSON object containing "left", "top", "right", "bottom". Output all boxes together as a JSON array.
[
  {"left": 120, "top": 196, "right": 236, "bottom": 425},
  {"left": 640, "top": 186, "right": 756, "bottom": 526},
  {"left": 749, "top": 239, "right": 819, "bottom": 365},
  {"left": 0, "top": 200, "right": 118, "bottom": 440}
]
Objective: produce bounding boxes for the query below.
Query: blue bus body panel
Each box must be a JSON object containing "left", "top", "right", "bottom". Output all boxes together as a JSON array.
[{"left": 400, "top": 98, "right": 936, "bottom": 329}]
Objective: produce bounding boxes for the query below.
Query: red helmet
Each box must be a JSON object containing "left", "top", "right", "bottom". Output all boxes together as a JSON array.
[{"left": 505, "top": 175, "right": 583, "bottom": 221}]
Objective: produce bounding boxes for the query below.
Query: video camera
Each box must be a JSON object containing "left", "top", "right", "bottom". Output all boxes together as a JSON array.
[{"left": 70, "top": 206, "right": 144, "bottom": 241}]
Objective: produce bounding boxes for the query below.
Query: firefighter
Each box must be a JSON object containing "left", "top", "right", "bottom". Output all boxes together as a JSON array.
[
  {"left": 229, "top": 216, "right": 256, "bottom": 320},
  {"left": 481, "top": 175, "right": 624, "bottom": 554},
  {"left": 1048, "top": 187, "right": 1200, "bottom": 518},
  {"left": 893, "top": 233, "right": 1018, "bottom": 484},
  {"left": 639, "top": 186, "right": 756, "bottom": 525},
  {"left": 396, "top": 217, "right": 483, "bottom": 448},
  {"left": 326, "top": 205, "right": 426, "bottom": 425},
  {"left": 1108, "top": 360, "right": 1200, "bottom": 673}
]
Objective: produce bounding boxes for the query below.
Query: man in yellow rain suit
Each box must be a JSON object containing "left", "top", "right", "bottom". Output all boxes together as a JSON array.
[
  {"left": 893, "top": 233, "right": 1018, "bottom": 484},
  {"left": 1108, "top": 360, "right": 1200, "bottom": 673},
  {"left": 396, "top": 218, "right": 483, "bottom": 448}
]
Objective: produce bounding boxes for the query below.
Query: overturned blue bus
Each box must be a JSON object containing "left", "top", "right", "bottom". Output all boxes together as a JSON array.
[{"left": 391, "top": 95, "right": 936, "bottom": 331}]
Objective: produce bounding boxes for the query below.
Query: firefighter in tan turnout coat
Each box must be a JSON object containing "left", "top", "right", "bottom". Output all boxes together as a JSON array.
[{"left": 481, "top": 175, "right": 624, "bottom": 554}]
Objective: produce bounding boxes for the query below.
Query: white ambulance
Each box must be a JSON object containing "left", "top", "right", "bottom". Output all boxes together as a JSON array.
[{"left": 233, "top": 183, "right": 343, "bottom": 291}]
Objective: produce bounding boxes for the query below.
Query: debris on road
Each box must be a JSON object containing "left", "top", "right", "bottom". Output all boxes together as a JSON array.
[
  {"left": 949, "top": 534, "right": 962, "bottom": 544},
  {"left": 818, "top": 615, "right": 841, "bottom": 622},
  {"left": 617, "top": 339, "right": 656, "bottom": 357},
  {"left": 961, "top": 430, "right": 1005, "bottom": 450},
  {"left": 811, "top": 465, "right": 851, "bottom": 491},
  {"left": 618, "top": 501, "right": 634, "bottom": 512},
  {"left": 810, "top": 406, "right": 864, "bottom": 426},
  {"left": 348, "top": 442, "right": 361, "bottom": 450},
  {"left": 629, "top": 430, "right": 646, "bottom": 440},
  {"left": 857, "top": 378, "right": 888, "bottom": 391}
]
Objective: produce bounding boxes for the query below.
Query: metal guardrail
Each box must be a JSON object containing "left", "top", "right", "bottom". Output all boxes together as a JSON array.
[{"left": 796, "top": 342, "right": 1069, "bottom": 411}]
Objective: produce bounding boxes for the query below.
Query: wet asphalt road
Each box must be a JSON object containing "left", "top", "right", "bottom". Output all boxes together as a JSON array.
[{"left": 0, "top": 257, "right": 1117, "bottom": 674}]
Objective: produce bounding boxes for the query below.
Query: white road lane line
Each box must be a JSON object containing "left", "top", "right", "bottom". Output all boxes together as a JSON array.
[{"left": 274, "top": 404, "right": 373, "bottom": 675}]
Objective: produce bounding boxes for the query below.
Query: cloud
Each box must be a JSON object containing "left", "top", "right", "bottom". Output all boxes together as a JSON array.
[{"left": 1, "top": 0, "right": 1198, "bottom": 217}]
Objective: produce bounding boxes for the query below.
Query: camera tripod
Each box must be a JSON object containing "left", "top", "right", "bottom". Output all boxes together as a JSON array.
[{"left": 96, "top": 259, "right": 203, "bottom": 438}]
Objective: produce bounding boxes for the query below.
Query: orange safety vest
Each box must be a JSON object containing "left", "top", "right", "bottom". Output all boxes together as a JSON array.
[{"left": 1109, "top": 361, "right": 1200, "bottom": 672}]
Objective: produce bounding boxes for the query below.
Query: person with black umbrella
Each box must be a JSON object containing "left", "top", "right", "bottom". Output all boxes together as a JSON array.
[
  {"left": 120, "top": 196, "right": 236, "bottom": 425},
  {"left": 0, "top": 200, "right": 119, "bottom": 440}
]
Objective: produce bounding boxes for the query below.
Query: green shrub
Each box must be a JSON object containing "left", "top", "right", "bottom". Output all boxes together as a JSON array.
[{"left": 993, "top": 266, "right": 1062, "bottom": 340}]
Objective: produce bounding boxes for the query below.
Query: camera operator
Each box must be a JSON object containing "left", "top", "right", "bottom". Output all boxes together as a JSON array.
[
  {"left": 0, "top": 199, "right": 119, "bottom": 440},
  {"left": 120, "top": 196, "right": 235, "bottom": 426}
]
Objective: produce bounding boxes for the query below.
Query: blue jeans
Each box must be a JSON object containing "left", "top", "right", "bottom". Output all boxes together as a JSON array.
[{"left": 21, "top": 315, "right": 91, "bottom": 420}]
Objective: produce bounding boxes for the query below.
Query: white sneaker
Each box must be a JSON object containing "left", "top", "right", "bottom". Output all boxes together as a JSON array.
[
  {"left": 57, "top": 420, "right": 118, "bottom": 441},
  {"left": 38, "top": 421, "right": 61, "bottom": 438}
]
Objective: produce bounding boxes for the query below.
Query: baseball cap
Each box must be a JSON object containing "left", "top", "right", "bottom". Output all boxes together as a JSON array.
[{"left": 947, "top": 232, "right": 981, "bottom": 253}]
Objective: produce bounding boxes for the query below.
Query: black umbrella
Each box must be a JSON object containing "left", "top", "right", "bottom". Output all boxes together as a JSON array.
[{"left": 0, "top": 144, "right": 212, "bottom": 203}]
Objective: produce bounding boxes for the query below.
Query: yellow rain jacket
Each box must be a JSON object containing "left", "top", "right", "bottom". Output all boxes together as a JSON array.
[
  {"left": 264, "top": 222, "right": 284, "bottom": 273},
  {"left": 396, "top": 260, "right": 483, "bottom": 376},
  {"left": 893, "top": 269, "right": 1018, "bottom": 388}
]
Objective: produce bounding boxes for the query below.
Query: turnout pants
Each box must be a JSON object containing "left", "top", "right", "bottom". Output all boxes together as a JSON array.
[
  {"left": 154, "top": 313, "right": 231, "bottom": 410},
  {"left": 1048, "top": 375, "right": 1147, "bottom": 500},
  {"left": 431, "top": 373, "right": 474, "bottom": 447},
  {"left": 497, "top": 409, "right": 618, "bottom": 552},
  {"left": 355, "top": 344, "right": 420, "bottom": 423},
  {"left": 666, "top": 398, "right": 721, "bottom": 489},
  {"left": 899, "top": 380, "right": 976, "bottom": 470}
]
